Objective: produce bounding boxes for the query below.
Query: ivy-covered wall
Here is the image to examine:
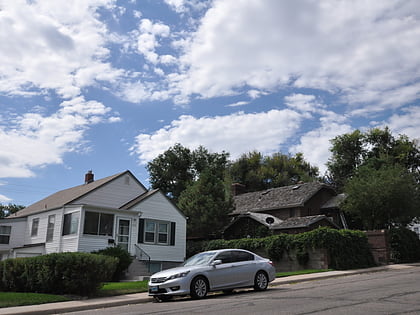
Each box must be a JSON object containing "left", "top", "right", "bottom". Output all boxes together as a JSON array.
[{"left": 187, "top": 227, "right": 376, "bottom": 270}]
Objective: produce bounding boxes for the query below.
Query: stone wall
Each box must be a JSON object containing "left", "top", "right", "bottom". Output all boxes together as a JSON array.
[
  {"left": 366, "top": 230, "right": 390, "bottom": 265},
  {"left": 254, "top": 248, "right": 329, "bottom": 272}
]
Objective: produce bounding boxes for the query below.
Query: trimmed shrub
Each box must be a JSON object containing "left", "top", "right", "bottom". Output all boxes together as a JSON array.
[
  {"left": 0, "top": 252, "right": 117, "bottom": 296},
  {"left": 92, "top": 246, "right": 133, "bottom": 281},
  {"left": 389, "top": 227, "right": 420, "bottom": 263}
]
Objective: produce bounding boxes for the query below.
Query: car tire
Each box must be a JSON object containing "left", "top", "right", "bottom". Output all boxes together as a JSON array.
[
  {"left": 190, "top": 276, "right": 208, "bottom": 299},
  {"left": 254, "top": 271, "right": 268, "bottom": 291}
]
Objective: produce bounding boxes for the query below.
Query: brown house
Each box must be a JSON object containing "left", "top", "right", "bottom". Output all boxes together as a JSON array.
[{"left": 224, "top": 182, "right": 346, "bottom": 239}]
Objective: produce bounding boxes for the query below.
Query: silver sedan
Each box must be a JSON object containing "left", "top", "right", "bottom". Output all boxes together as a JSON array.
[{"left": 148, "top": 249, "right": 276, "bottom": 301}]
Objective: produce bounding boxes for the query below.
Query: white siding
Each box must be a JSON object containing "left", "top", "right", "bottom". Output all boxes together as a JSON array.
[
  {"left": 0, "top": 218, "right": 26, "bottom": 252},
  {"left": 60, "top": 207, "right": 82, "bottom": 252},
  {"left": 134, "top": 191, "right": 186, "bottom": 262},
  {"left": 25, "top": 211, "right": 53, "bottom": 246},
  {"left": 72, "top": 173, "right": 146, "bottom": 209}
]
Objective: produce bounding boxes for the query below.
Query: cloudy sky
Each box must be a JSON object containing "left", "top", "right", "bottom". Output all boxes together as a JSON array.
[{"left": 1, "top": 0, "right": 419, "bottom": 206}]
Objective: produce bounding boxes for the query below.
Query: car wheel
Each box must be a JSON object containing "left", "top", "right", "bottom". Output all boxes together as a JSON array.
[
  {"left": 254, "top": 271, "right": 268, "bottom": 291},
  {"left": 190, "top": 276, "right": 208, "bottom": 299}
]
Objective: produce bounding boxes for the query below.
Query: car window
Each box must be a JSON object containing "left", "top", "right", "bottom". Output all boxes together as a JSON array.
[
  {"left": 215, "top": 251, "right": 233, "bottom": 264},
  {"left": 232, "top": 250, "right": 254, "bottom": 262},
  {"left": 183, "top": 252, "right": 216, "bottom": 266}
]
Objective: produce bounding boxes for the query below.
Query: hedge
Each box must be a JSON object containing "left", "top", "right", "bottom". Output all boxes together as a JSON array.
[
  {"left": 187, "top": 227, "right": 376, "bottom": 270},
  {"left": 389, "top": 227, "right": 420, "bottom": 263},
  {"left": 92, "top": 246, "right": 133, "bottom": 281},
  {"left": 0, "top": 252, "right": 118, "bottom": 296}
]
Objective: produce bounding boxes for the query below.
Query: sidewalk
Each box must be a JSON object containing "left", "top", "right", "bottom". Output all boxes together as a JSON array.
[{"left": 1, "top": 264, "right": 419, "bottom": 315}]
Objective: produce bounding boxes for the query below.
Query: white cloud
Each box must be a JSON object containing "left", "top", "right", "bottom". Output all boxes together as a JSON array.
[
  {"left": 174, "top": 0, "right": 420, "bottom": 113},
  {"left": 136, "top": 19, "right": 171, "bottom": 64},
  {"left": 0, "top": 0, "right": 123, "bottom": 98},
  {"left": 0, "top": 97, "right": 119, "bottom": 178},
  {"left": 0, "top": 194, "right": 12, "bottom": 203},
  {"left": 131, "top": 109, "right": 304, "bottom": 164},
  {"left": 164, "top": 0, "right": 211, "bottom": 13},
  {"left": 290, "top": 121, "right": 353, "bottom": 175},
  {"left": 226, "top": 101, "right": 248, "bottom": 108},
  {"left": 380, "top": 106, "right": 420, "bottom": 142},
  {"left": 284, "top": 94, "right": 325, "bottom": 114}
]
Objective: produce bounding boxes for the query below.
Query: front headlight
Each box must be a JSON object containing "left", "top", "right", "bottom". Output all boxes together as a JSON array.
[{"left": 166, "top": 271, "right": 190, "bottom": 280}]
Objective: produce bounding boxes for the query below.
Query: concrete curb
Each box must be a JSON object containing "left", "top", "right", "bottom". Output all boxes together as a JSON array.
[{"left": 1, "top": 263, "right": 419, "bottom": 315}]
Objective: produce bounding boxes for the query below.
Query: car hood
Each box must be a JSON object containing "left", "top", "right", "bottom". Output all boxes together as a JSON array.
[{"left": 150, "top": 265, "right": 205, "bottom": 278}]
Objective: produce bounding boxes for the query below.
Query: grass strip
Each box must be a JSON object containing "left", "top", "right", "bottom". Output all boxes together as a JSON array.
[
  {"left": 97, "top": 280, "right": 149, "bottom": 296},
  {"left": 0, "top": 292, "right": 70, "bottom": 308},
  {"left": 276, "top": 269, "right": 333, "bottom": 278}
]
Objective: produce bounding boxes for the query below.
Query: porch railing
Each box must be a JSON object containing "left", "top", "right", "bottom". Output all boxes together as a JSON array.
[{"left": 134, "top": 244, "right": 151, "bottom": 273}]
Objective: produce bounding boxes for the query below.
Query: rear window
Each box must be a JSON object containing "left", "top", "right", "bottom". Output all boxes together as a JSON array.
[{"left": 232, "top": 251, "right": 254, "bottom": 262}]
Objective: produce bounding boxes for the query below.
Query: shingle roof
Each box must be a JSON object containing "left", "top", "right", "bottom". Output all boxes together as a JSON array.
[
  {"left": 272, "top": 215, "right": 338, "bottom": 230},
  {"left": 232, "top": 182, "right": 335, "bottom": 215},
  {"left": 321, "top": 193, "right": 346, "bottom": 209},
  {"left": 9, "top": 171, "right": 129, "bottom": 218}
]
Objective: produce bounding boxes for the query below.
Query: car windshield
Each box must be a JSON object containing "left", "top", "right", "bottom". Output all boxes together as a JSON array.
[{"left": 183, "top": 252, "right": 216, "bottom": 266}]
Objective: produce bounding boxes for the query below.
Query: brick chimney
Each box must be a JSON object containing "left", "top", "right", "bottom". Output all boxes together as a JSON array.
[
  {"left": 231, "top": 183, "right": 246, "bottom": 196},
  {"left": 85, "top": 170, "right": 94, "bottom": 184}
]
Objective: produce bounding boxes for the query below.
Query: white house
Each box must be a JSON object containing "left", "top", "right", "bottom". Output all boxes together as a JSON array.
[{"left": 0, "top": 170, "right": 186, "bottom": 275}]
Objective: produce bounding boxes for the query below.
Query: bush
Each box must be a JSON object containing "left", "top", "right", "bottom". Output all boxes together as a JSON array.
[
  {"left": 0, "top": 252, "right": 117, "bottom": 296},
  {"left": 389, "top": 227, "right": 420, "bottom": 263},
  {"left": 92, "top": 246, "right": 133, "bottom": 281},
  {"left": 187, "top": 227, "right": 376, "bottom": 270}
]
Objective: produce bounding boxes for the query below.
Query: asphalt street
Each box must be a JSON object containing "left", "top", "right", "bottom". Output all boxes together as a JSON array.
[{"left": 1, "top": 264, "right": 419, "bottom": 315}]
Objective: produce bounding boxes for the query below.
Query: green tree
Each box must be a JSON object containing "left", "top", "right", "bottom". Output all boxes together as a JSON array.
[
  {"left": 327, "top": 127, "right": 420, "bottom": 191},
  {"left": 177, "top": 170, "right": 233, "bottom": 239},
  {"left": 146, "top": 143, "right": 193, "bottom": 202},
  {"left": 147, "top": 144, "right": 229, "bottom": 203},
  {"left": 229, "top": 151, "right": 319, "bottom": 192},
  {"left": 342, "top": 163, "right": 420, "bottom": 230},
  {"left": 0, "top": 204, "right": 24, "bottom": 218}
]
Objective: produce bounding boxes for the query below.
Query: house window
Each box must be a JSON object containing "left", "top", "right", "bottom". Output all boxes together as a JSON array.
[
  {"left": 83, "top": 211, "right": 114, "bottom": 236},
  {"left": 0, "top": 226, "right": 11, "bottom": 244},
  {"left": 145, "top": 221, "right": 156, "bottom": 243},
  {"left": 143, "top": 220, "right": 170, "bottom": 245},
  {"left": 63, "top": 212, "right": 79, "bottom": 235},
  {"left": 31, "top": 218, "right": 39, "bottom": 237},
  {"left": 46, "top": 215, "right": 55, "bottom": 242},
  {"left": 138, "top": 219, "right": 176, "bottom": 246}
]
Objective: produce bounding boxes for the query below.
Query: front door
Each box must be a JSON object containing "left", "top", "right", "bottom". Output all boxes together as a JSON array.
[{"left": 117, "top": 218, "right": 130, "bottom": 251}]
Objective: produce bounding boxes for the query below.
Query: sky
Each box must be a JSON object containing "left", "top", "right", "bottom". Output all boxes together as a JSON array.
[{"left": 0, "top": 0, "right": 419, "bottom": 207}]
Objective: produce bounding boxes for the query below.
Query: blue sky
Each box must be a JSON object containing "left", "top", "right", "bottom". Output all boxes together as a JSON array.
[{"left": 1, "top": 0, "right": 419, "bottom": 207}]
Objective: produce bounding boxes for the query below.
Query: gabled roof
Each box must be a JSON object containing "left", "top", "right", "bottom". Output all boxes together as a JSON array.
[
  {"left": 9, "top": 171, "right": 132, "bottom": 218},
  {"left": 231, "top": 181, "right": 335, "bottom": 215},
  {"left": 272, "top": 215, "right": 339, "bottom": 230},
  {"left": 224, "top": 212, "right": 283, "bottom": 231},
  {"left": 119, "top": 189, "right": 187, "bottom": 219},
  {"left": 119, "top": 189, "right": 160, "bottom": 210}
]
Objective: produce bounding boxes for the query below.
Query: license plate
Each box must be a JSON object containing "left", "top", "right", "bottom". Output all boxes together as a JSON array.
[{"left": 150, "top": 286, "right": 159, "bottom": 292}]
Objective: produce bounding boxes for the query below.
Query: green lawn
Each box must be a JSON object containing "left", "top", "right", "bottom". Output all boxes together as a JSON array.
[
  {"left": 0, "top": 269, "right": 333, "bottom": 308},
  {"left": 0, "top": 292, "right": 70, "bottom": 308},
  {"left": 97, "top": 280, "right": 149, "bottom": 296},
  {"left": 276, "top": 269, "right": 333, "bottom": 278}
]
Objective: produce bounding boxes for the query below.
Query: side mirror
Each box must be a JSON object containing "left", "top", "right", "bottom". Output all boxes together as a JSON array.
[{"left": 211, "top": 259, "right": 222, "bottom": 266}]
